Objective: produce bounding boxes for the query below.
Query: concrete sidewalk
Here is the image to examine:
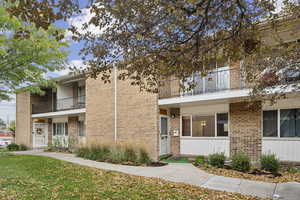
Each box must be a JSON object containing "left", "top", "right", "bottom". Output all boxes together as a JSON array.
[{"left": 14, "top": 150, "right": 300, "bottom": 199}]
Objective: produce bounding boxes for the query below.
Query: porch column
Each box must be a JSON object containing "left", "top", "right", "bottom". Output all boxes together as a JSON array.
[
  {"left": 48, "top": 119, "right": 52, "bottom": 147},
  {"left": 229, "top": 101, "right": 262, "bottom": 161},
  {"left": 68, "top": 117, "right": 79, "bottom": 150}
]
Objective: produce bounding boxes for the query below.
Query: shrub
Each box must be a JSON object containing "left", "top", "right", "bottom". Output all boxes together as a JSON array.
[
  {"left": 260, "top": 154, "right": 280, "bottom": 173},
  {"left": 194, "top": 155, "right": 206, "bottom": 166},
  {"left": 108, "top": 146, "right": 125, "bottom": 164},
  {"left": 138, "top": 148, "right": 151, "bottom": 165},
  {"left": 232, "top": 153, "right": 251, "bottom": 172},
  {"left": 19, "top": 144, "right": 28, "bottom": 151},
  {"left": 123, "top": 147, "right": 137, "bottom": 163},
  {"left": 208, "top": 153, "right": 226, "bottom": 168},
  {"left": 7, "top": 143, "right": 19, "bottom": 151}
]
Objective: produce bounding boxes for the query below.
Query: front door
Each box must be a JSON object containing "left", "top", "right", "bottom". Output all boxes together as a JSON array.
[
  {"left": 160, "top": 116, "right": 170, "bottom": 155},
  {"left": 33, "top": 123, "right": 48, "bottom": 148}
]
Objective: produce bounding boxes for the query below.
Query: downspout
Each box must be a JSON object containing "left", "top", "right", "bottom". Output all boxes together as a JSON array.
[{"left": 114, "top": 65, "right": 117, "bottom": 143}]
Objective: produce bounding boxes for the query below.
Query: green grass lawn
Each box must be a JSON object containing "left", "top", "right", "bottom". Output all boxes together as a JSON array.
[{"left": 0, "top": 155, "right": 264, "bottom": 200}]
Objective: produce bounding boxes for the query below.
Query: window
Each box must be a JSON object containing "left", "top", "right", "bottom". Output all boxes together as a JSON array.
[
  {"left": 263, "top": 110, "right": 278, "bottom": 137},
  {"left": 263, "top": 109, "right": 300, "bottom": 138},
  {"left": 192, "top": 115, "right": 215, "bottom": 137},
  {"left": 78, "top": 121, "right": 85, "bottom": 137},
  {"left": 217, "top": 113, "right": 228, "bottom": 136},
  {"left": 78, "top": 86, "right": 86, "bottom": 104},
  {"left": 182, "top": 116, "right": 191, "bottom": 136},
  {"left": 280, "top": 109, "right": 300, "bottom": 137},
  {"left": 53, "top": 123, "right": 68, "bottom": 136}
]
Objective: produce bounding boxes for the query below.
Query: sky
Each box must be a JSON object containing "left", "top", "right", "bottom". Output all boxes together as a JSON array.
[{"left": 0, "top": 0, "right": 286, "bottom": 123}]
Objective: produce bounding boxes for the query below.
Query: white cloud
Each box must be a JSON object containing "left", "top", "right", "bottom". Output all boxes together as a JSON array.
[
  {"left": 51, "top": 59, "right": 86, "bottom": 77},
  {"left": 65, "top": 7, "right": 105, "bottom": 40},
  {"left": 275, "top": 0, "right": 284, "bottom": 13}
]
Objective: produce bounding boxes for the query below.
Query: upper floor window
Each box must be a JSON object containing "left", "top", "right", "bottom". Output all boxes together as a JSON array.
[
  {"left": 182, "top": 65, "right": 230, "bottom": 96},
  {"left": 78, "top": 86, "right": 86, "bottom": 104}
]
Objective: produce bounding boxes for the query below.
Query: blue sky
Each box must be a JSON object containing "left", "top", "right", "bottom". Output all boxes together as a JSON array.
[{"left": 0, "top": 0, "right": 285, "bottom": 123}]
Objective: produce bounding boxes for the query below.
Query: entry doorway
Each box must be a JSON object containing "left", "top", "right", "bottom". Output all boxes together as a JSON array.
[
  {"left": 160, "top": 115, "right": 170, "bottom": 155},
  {"left": 33, "top": 123, "right": 48, "bottom": 148}
]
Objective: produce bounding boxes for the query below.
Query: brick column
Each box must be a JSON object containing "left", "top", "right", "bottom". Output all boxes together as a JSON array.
[
  {"left": 68, "top": 117, "right": 79, "bottom": 150},
  {"left": 170, "top": 116, "right": 180, "bottom": 156},
  {"left": 230, "top": 61, "right": 241, "bottom": 89},
  {"left": 48, "top": 119, "right": 52, "bottom": 147},
  {"left": 229, "top": 101, "right": 262, "bottom": 162}
]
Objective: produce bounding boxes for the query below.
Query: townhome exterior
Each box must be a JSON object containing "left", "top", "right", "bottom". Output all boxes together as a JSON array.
[{"left": 16, "top": 18, "right": 300, "bottom": 162}]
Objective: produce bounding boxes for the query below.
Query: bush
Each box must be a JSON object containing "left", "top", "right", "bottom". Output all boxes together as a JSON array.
[
  {"left": 208, "top": 153, "right": 226, "bottom": 168},
  {"left": 138, "top": 148, "right": 151, "bottom": 165},
  {"left": 19, "top": 144, "right": 28, "bottom": 151},
  {"left": 260, "top": 154, "right": 280, "bottom": 173},
  {"left": 232, "top": 153, "right": 251, "bottom": 172},
  {"left": 123, "top": 147, "right": 137, "bottom": 163},
  {"left": 7, "top": 143, "right": 19, "bottom": 151},
  {"left": 194, "top": 155, "right": 206, "bottom": 166}
]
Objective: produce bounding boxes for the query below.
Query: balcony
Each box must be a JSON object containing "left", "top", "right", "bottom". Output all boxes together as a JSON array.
[
  {"left": 32, "top": 96, "right": 86, "bottom": 114},
  {"left": 159, "top": 68, "right": 245, "bottom": 99}
]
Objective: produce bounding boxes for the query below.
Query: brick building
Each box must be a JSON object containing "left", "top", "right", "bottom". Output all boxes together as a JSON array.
[{"left": 15, "top": 19, "right": 300, "bottom": 162}]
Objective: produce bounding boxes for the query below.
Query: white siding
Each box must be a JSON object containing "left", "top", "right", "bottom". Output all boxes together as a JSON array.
[
  {"left": 180, "top": 138, "right": 230, "bottom": 156},
  {"left": 181, "top": 103, "right": 229, "bottom": 115},
  {"left": 262, "top": 139, "right": 300, "bottom": 162}
]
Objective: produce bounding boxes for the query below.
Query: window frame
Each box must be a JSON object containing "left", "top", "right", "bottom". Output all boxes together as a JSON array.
[
  {"left": 262, "top": 108, "right": 300, "bottom": 138},
  {"left": 180, "top": 112, "right": 229, "bottom": 138},
  {"left": 53, "top": 122, "right": 68, "bottom": 136},
  {"left": 78, "top": 121, "right": 85, "bottom": 137}
]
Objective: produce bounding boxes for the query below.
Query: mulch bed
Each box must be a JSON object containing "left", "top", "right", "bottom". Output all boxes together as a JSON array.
[{"left": 198, "top": 166, "right": 300, "bottom": 183}]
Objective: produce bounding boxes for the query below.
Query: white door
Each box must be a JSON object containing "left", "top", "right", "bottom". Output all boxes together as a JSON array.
[
  {"left": 160, "top": 116, "right": 170, "bottom": 155},
  {"left": 33, "top": 123, "right": 48, "bottom": 148}
]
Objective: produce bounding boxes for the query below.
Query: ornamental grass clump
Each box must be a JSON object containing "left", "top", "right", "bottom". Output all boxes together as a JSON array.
[
  {"left": 208, "top": 153, "right": 226, "bottom": 168},
  {"left": 76, "top": 145, "right": 151, "bottom": 166},
  {"left": 260, "top": 154, "right": 280, "bottom": 173},
  {"left": 231, "top": 153, "right": 251, "bottom": 172},
  {"left": 123, "top": 146, "right": 138, "bottom": 164}
]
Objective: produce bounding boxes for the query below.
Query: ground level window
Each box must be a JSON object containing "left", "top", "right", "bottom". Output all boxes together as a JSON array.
[
  {"left": 78, "top": 121, "right": 85, "bottom": 137},
  {"left": 280, "top": 109, "right": 300, "bottom": 137},
  {"left": 217, "top": 113, "right": 228, "bottom": 136},
  {"left": 263, "top": 110, "right": 278, "bottom": 137},
  {"left": 53, "top": 123, "right": 68, "bottom": 136},
  {"left": 182, "top": 116, "right": 191, "bottom": 136},
  {"left": 192, "top": 115, "right": 215, "bottom": 137}
]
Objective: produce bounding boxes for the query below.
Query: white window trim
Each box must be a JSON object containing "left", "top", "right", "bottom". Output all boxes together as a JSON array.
[
  {"left": 262, "top": 108, "right": 300, "bottom": 139},
  {"left": 53, "top": 122, "right": 68, "bottom": 136},
  {"left": 180, "top": 112, "right": 229, "bottom": 138}
]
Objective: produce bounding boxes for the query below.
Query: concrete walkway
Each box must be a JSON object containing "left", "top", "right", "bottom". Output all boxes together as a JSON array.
[{"left": 14, "top": 150, "right": 300, "bottom": 199}]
